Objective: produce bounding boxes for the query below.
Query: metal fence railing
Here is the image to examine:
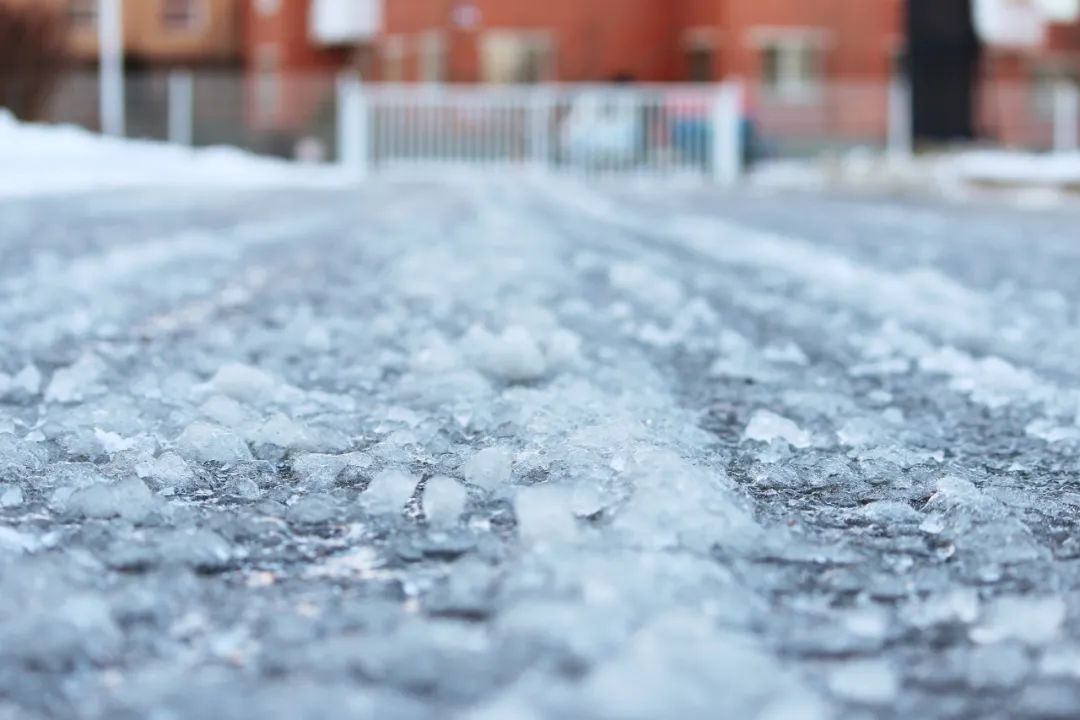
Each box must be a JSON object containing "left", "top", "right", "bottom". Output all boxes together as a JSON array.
[{"left": 41, "top": 70, "right": 1080, "bottom": 182}]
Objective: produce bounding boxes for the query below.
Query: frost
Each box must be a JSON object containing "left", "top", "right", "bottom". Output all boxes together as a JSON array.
[
  {"left": 462, "top": 446, "right": 514, "bottom": 491},
  {"left": 743, "top": 410, "right": 812, "bottom": 448},
  {"left": 422, "top": 475, "right": 468, "bottom": 526}
]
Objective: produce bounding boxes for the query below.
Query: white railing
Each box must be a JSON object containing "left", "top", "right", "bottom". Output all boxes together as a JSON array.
[
  {"left": 336, "top": 80, "right": 746, "bottom": 184},
  {"left": 43, "top": 70, "right": 1080, "bottom": 183}
]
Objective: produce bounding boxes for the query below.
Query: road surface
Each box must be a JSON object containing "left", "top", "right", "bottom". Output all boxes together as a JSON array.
[{"left": 2, "top": 178, "right": 1080, "bottom": 719}]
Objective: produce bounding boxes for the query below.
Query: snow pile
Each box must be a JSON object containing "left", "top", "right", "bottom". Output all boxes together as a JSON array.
[
  {"left": 749, "top": 148, "right": 1080, "bottom": 202},
  {"left": 946, "top": 149, "right": 1080, "bottom": 187},
  {"left": 0, "top": 109, "right": 353, "bottom": 199}
]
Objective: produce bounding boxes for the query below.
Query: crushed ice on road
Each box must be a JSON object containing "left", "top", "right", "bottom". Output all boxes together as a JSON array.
[{"left": 1, "top": 168, "right": 1080, "bottom": 719}]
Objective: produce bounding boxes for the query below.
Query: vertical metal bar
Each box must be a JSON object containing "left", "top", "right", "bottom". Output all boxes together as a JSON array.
[
  {"left": 98, "top": 0, "right": 125, "bottom": 136},
  {"left": 336, "top": 73, "right": 369, "bottom": 179},
  {"left": 711, "top": 80, "right": 743, "bottom": 186},
  {"left": 529, "top": 86, "right": 553, "bottom": 174},
  {"left": 888, "top": 75, "right": 913, "bottom": 159},
  {"left": 1054, "top": 81, "right": 1080, "bottom": 153},
  {"left": 167, "top": 69, "right": 193, "bottom": 146}
]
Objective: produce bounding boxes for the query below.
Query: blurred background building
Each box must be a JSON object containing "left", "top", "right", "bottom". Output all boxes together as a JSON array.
[{"left": 1, "top": 0, "right": 1079, "bottom": 163}]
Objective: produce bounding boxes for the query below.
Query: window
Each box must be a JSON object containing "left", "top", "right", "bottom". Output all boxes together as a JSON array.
[
  {"left": 755, "top": 33, "right": 826, "bottom": 102},
  {"left": 162, "top": 0, "right": 204, "bottom": 31},
  {"left": 256, "top": 0, "right": 281, "bottom": 16},
  {"left": 686, "top": 47, "right": 714, "bottom": 82},
  {"left": 68, "top": 0, "right": 97, "bottom": 28},
  {"left": 382, "top": 36, "right": 405, "bottom": 82},
  {"left": 481, "top": 32, "right": 553, "bottom": 84},
  {"left": 255, "top": 44, "right": 281, "bottom": 123},
  {"left": 419, "top": 31, "right": 446, "bottom": 83},
  {"left": 682, "top": 29, "right": 717, "bottom": 82}
]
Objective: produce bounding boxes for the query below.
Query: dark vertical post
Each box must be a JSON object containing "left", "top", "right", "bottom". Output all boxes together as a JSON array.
[{"left": 905, "top": 0, "right": 982, "bottom": 142}]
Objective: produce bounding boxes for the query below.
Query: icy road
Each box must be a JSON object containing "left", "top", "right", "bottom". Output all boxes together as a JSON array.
[{"left": 2, "top": 178, "right": 1080, "bottom": 720}]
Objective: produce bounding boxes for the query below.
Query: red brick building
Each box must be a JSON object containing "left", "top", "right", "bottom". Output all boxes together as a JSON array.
[{"left": 244, "top": 1, "right": 1080, "bottom": 148}]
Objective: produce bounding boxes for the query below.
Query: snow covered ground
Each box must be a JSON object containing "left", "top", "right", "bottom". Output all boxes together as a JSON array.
[
  {"left": 750, "top": 148, "right": 1080, "bottom": 205},
  {"left": 0, "top": 111, "right": 352, "bottom": 199},
  {"left": 2, "top": 131, "right": 1080, "bottom": 719}
]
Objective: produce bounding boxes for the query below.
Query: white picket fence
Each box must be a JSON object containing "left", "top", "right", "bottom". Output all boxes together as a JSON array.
[
  {"left": 51, "top": 69, "right": 1080, "bottom": 183},
  {"left": 337, "top": 80, "right": 746, "bottom": 183}
]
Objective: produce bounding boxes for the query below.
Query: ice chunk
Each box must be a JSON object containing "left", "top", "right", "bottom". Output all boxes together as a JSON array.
[
  {"left": 362, "top": 468, "right": 417, "bottom": 514},
  {"left": 905, "top": 589, "right": 980, "bottom": 628},
  {"left": 135, "top": 451, "right": 196, "bottom": 492},
  {"left": 514, "top": 484, "right": 578, "bottom": 543},
  {"left": 44, "top": 352, "right": 107, "bottom": 403},
  {"left": 463, "top": 325, "right": 547, "bottom": 382},
  {"left": 9, "top": 363, "right": 42, "bottom": 396},
  {"left": 59, "top": 476, "right": 157, "bottom": 522},
  {"left": 1026, "top": 418, "right": 1080, "bottom": 444},
  {"left": 608, "top": 262, "right": 684, "bottom": 313},
  {"left": 292, "top": 451, "right": 372, "bottom": 489},
  {"left": 158, "top": 528, "right": 234, "bottom": 572},
  {"left": 827, "top": 659, "right": 899, "bottom": 704},
  {"left": 743, "top": 410, "right": 811, "bottom": 449},
  {"left": 762, "top": 341, "right": 808, "bottom": 365},
  {"left": 967, "top": 643, "right": 1030, "bottom": 689},
  {"left": 248, "top": 413, "right": 317, "bottom": 450},
  {"left": 971, "top": 596, "right": 1066, "bottom": 646},
  {"left": 204, "top": 362, "right": 302, "bottom": 405},
  {"left": 174, "top": 421, "right": 253, "bottom": 464},
  {"left": 286, "top": 493, "right": 340, "bottom": 525},
  {"left": 93, "top": 427, "right": 137, "bottom": 454},
  {"left": 462, "top": 446, "right": 514, "bottom": 490},
  {"left": 199, "top": 395, "right": 256, "bottom": 428},
  {"left": 1, "top": 485, "right": 24, "bottom": 507},
  {"left": 0, "top": 526, "right": 36, "bottom": 553},
  {"left": 0, "top": 434, "right": 48, "bottom": 476},
  {"left": 422, "top": 475, "right": 468, "bottom": 526}
]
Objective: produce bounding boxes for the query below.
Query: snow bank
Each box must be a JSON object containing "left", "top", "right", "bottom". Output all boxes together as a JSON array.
[
  {"left": 750, "top": 148, "right": 1080, "bottom": 202},
  {"left": 946, "top": 150, "right": 1080, "bottom": 187},
  {"left": 0, "top": 110, "right": 354, "bottom": 199}
]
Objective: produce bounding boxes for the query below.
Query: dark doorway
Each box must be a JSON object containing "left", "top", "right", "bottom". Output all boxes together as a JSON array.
[
  {"left": 905, "top": 0, "right": 982, "bottom": 142},
  {"left": 686, "top": 46, "right": 714, "bottom": 83}
]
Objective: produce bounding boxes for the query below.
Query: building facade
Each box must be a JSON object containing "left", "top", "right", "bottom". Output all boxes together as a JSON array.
[{"left": 61, "top": 0, "right": 242, "bottom": 67}]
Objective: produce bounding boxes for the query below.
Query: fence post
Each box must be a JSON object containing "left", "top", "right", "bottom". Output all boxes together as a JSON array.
[
  {"left": 888, "top": 75, "right": 913, "bottom": 159},
  {"left": 167, "top": 69, "right": 194, "bottom": 146},
  {"left": 1053, "top": 81, "right": 1079, "bottom": 153},
  {"left": 711, "top": 80, "right": 743, "bottom": 185},
  {"left": 530, "top": 87, "right": 554, "bottom": 174},
  {"left": 337, "top": 73, "right": 370, "bottom": 180},
  {"left": 98, "top": 0, "right": 125, "bottom": 137}
]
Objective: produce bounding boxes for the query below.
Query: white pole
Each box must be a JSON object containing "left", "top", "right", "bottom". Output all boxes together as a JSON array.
[
  {"left": 530, "top": 87, "right": 553, "bottom": 174},
  {"left": 711, "top": 80, "right": 743, "bottom": 185},
  {"left": 336, "top": 73, "right": 369, "bottom": 180},
  {"left": 888, "top": 75, "right": 913, "bottom": 159},
  {"left": 167, "top": 70, "right": 194, "bottom": 146},
  {"left": 1053, "top": 81, "right": 1079, "bottom": 153},
  {"left": 98, "top": 0, "right": 125, "bottom": 136}
]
